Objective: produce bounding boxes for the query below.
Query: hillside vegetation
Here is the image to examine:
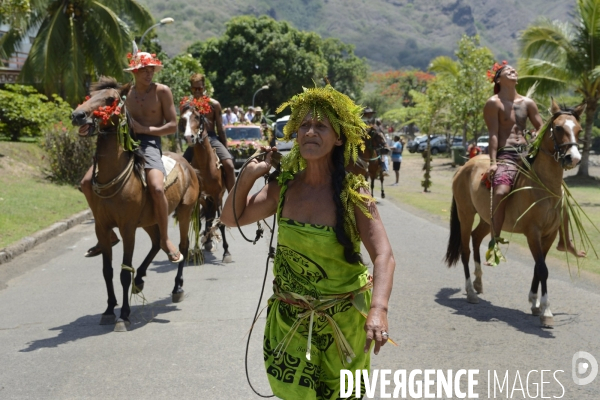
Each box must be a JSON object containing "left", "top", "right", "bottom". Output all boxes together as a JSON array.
[{"left": 138, "top": 0, "right": 574, "bottom": 70}]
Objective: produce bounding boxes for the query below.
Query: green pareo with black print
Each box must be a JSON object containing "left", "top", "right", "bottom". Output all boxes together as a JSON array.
[{"left": 264, "top": 173, "right": 372, "bottom": 400}]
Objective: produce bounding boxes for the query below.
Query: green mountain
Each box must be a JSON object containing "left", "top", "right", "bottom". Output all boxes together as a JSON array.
[{"left": 138, "top": 0, "right": 574, "bottom": 70}]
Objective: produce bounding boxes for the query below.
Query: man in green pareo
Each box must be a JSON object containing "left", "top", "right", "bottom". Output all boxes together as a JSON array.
[{"left": 222, "top": 85, "right": 396, "bottom": 400}]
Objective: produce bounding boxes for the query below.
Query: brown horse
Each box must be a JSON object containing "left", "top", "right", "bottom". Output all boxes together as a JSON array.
[
  {"left": 444, "top": 98, "right": 584, "bottom": 327},
  {"left": 71, "top": 77, "right": 200, "bottom": 332},
  {"left": 348, "top": 127, "right": 389, "bottom": 198},
  {"left": 179, "top": 102, "right": 232, "bottom": 263}
]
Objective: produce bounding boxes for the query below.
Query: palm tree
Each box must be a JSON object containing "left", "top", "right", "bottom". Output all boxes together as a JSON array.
[
  {"left": 519, "top": 0, "right": 600, "bottom": 178},
  {"left": 0, "top": 0, "right": 153, "bottom": 105}
]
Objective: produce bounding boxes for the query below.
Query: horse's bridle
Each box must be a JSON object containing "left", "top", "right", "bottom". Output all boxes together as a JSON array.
[
  {"left": 359, "top": 129, "right": 386, "bottom": 162},
  {"left": 84, "top": 93, "right": 128, "bottom": 137},
  {"left": 545, "top": 110, "right": 580, "bottom": 165},
  {"left": 183, "top": 105, "right": 208, "bottom": 146}
]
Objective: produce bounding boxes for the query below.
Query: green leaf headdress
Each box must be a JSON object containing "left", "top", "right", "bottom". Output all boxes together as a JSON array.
[{"left": 275, "top": 84, "right": 369, "bottom": 173}]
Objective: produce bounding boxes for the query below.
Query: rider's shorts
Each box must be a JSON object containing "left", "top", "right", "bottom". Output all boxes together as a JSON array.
[
  {"left": 491, "top": 149, "right": 526, "bottom": 188},
  {"left": 136, "top": 133, "right": 166, "bottom": 177}
]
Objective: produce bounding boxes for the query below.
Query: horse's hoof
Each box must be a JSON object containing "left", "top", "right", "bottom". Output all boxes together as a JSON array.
[
  {"left": 204, "top": 242, "right": 215, "bottom": 252},
  {"left": 381, "top": 192, "right": 385, "bottom": 199},
  {"left": 473, "top": 281, "right": 483, "bottom": 294},
  {"left": 467, "top": 293, "right": 480, "bottom": 304},
  {"left": 222, "top": 254, "right": 233, "bottom": 263},
  {"left": 99, "top": 314, "right": 116, "bottom": 325},
  {"left": 114, "top": 318, "right": 130, "bottom": 332},
  {"left": 133, "top": 282, "right": 144, "bottom": 294},
  {"left": 172, "top": 291, "right": 185, "bottom": 303},
  {"left": 540, "top": 315, "right": 554, "bottom": 328},
  {"left": 531, "top": 307, "right": 542, "bottom": 316}
]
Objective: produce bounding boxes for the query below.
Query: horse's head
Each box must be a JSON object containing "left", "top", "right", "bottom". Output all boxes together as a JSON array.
[
  {"left": 71, "top": 77, "right": 130, "bottom": 137},
  {"left": 544, "top": 98, "right": 585, "bottom": 169},
  {"left": 179, "top": 98, "right": 208, "bottom": 145},
  {"left": 367, "top": 127, "right": 389, "bottom": 155}
]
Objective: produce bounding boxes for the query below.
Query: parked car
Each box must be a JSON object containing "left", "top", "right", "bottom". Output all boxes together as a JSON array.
[
  {"left": 225, "top": 124, "right": 267, "bottom": 169},
  {"left": 418, "top": 136, "right": 448, "bottom": 154},
  {"left": 476, "top": 135, "right": 489, "bottom": 153},
  {"left": 273, "top": 115, "right": 296, "bottom": 151},
  {"left": 406, "top": 135, "right": 430, "bottom": 153}
]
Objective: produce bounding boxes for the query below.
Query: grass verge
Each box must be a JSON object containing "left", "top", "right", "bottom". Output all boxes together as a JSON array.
[{"left": 0, "top": 141, "right": 88, "bottom": 249}]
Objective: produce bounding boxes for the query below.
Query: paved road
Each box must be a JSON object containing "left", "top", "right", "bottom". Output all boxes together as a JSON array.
[{"left": 1, "top": 187, "right": 599, "bottom": 399}]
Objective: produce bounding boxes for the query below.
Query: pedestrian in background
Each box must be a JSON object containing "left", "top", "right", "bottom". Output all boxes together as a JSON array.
[{"left": 391, "top": 135, "right": 403, "bottom": 186}]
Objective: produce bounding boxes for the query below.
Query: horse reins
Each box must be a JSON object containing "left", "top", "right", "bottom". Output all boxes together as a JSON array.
[{"left": 231, "top": 152, "right": 281, "bottom": 398}]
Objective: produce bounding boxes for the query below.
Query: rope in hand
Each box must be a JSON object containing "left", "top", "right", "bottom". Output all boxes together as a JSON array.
[{"left": 232, "top": 150, "right": 280, "bottom": 398}]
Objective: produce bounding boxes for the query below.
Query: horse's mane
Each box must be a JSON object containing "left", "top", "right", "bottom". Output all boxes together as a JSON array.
[
  {"left": 90, "top": 76, "right": 120, "bottom": 92},
  {"left": 557, "top": 104, "right": 581, "bottom": 121}
]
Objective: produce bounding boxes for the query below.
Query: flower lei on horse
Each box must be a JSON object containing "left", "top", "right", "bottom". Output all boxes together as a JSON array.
[{"left": 275, "top": 84, "right": 375, "bottom": 244}]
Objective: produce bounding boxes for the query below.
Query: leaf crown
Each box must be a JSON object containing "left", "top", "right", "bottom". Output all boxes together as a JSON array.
[{"left": 275, "top": 84, "right": 368, "bottom": 173}]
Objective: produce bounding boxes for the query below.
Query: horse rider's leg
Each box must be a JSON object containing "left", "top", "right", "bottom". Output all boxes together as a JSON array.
[
  {"left": 182, "top": 145, "right": 194, "bottom": 163},
  {"left": 471, "top": 219, "right": 490, "bottom": 294},
  {"left": 146, "top": 168, "right": 179, "bottom": 259},
  {"left": 81, "top": 166, "right": 119, "bottom": 256},
  {"left": 491, "top": 184, "right": 511, "bottom": 239},
  {"left": 133, "top": 225, "right": 161, "bottom": 293},
  {"left": 203, "top": 197, "right": 215, "bottom": 251},
  {"left": 458, "top": 208, "right": 479, "bottom": 303},
  {"left": 115, "top": 225, "right": 136, "bottom": 332},
  {"left": 527, "top": 232, "right": 556, "bottom": 327},
  {"left": 222, "top": 158, "right": 235, "bottom": 193},
  {"left": 98, "top": 224, "right": 117, "bottom": 325},
  {"left": 556, "top": 210, "right": 586, "bottom": 257}
]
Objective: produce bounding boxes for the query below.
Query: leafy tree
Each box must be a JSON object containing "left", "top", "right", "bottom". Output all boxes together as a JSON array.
[
  {"left": 0, "top": 84, "right": 71, "bottom": 141},
  {"left": 321, "top": 38, "right": 367, "bottom": 100},
  {"left": 518, "top": 0, "right": 600, "bottom": 177},
  {"left": 189, "top": 15, "right": 367, "bottom": 110},
  {"left": 0, "top": 0, "right": 153, "bottom": 106},
  {"left": 429, "top": 35, "right": 494, "bottom": 147}
]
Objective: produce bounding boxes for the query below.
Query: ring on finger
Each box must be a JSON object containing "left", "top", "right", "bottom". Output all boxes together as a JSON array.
[{"left": 381, "top": 331, "right": 389, "bottom": 338}]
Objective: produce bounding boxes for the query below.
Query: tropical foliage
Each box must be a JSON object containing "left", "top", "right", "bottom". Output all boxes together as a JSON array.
[
  {"left": 188, "top": 15, "right": 367, "bottom": 110},
  {"left": 0, "top": 0, "right": 154, "bottom": 106},
  {"left": 0, "top": 84, "right": 71, "bottom": 141},
  {"left": 519, "top": 0, "right": 600, "bottom": 177},
  {"left": 43, "top": 122, "right": 96, "bottom": 184},
  {"left": 429, "top": 35, "right": 495, "bottom": 145},
  {"left": 155, "top": 53, "right": 212, "bottom": 109}
]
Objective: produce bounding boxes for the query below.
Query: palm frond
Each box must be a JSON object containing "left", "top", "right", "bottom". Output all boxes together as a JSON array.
[{"left": 428, "top": 56, "right": 459, "bottom": 77}]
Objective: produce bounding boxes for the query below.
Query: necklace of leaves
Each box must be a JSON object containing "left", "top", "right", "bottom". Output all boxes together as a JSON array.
[{"left": 132, "top": 83, "right": 154, "bottom": 104}]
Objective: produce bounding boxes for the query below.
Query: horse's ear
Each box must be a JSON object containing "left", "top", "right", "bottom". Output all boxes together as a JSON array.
[
  {"left": 120, "top": 82, "right": 132, "bottom": 98},
  {"left": 550, "top": 96, "right": 561, "bottom": 114},
  {"left": 573, "top": 102, "right": 586, "bottom": 118}
]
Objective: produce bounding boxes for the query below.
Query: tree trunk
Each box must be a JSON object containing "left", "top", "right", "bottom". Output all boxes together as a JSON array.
[
  {"left": 577, "top": 100, "right": 597, "bottom": 177},
  {"left": 462, "top": 121, "right": 468, "bottom": 149}
]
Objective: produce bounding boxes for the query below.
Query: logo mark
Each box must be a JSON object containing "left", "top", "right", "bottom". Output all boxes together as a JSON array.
[{"left": 572, "top": 351, "right": 598, "bottom": 386}]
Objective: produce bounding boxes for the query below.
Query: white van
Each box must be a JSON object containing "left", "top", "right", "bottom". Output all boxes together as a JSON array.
[{"left": 273, "top": 115, "right": 296, "bottom": 151}]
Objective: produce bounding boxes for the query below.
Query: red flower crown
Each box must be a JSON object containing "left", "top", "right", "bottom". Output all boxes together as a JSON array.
[
  {"left": 126, "top": 52, "right": 162, "bottom": 72},
  {"left": 180, "top": 96, "right": 211, "bottom": 115},
  {"left": 486, "top": 60, "right": 508, "bottom": 83}
]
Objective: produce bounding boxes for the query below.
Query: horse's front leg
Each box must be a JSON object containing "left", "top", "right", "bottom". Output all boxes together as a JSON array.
[
  {"left": 527, "top": 233, "right": 555, "bottom": 327},
  {"left": 97, "top": 226, "right": 117, "bottom": 325},
  {"left": 134, "top": 225, "right": 161, "bottom": 293},
  {"left": 218, "top": 209, "right": 232, "bottom": 263},
  {"left": 115, "top": 227, "right": 136, "bottom": 332},
  {"left": 380, "top": 171, "right": 385, "bottom": 199}
]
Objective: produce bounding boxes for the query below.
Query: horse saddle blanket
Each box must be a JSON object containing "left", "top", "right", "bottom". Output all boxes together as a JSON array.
[{"left": 139, "top": 155, "right": 179, "bottom": 190}]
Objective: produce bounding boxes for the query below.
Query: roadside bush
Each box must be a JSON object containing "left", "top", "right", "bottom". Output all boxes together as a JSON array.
[
  {"left": 43, "top": 122, "right": 95, "bottom": 185},
  {"left": 0, "top": 84, "right": 72, "bottom": 141}
]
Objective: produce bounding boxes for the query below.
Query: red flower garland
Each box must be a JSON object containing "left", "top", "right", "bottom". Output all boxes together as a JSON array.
[
  {"left": 180, "top": 96, "right": 212, "bottom": 115},
  {"left": 93, "top": 99, "right": 121, "bottom": 123},
  {"left": 487, "top": 60, "right": 508, "bottom": 83}
]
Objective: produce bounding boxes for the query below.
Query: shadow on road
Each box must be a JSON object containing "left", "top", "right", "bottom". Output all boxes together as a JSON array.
[
  {"left": 435, "top": 288, "right": 556, "bottom": 339},
  {"left": 19, "top": 297, "right": 180, "bottom": 352}
]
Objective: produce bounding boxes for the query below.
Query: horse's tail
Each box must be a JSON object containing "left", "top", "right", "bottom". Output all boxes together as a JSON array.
[{"left": 444, "top": 196, "right": 462, "bottom": 267}]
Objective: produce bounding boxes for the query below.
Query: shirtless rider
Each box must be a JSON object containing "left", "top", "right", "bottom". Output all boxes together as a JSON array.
[
  {"left": 484, "top": 63, "right": 584, "bottom": 258},
  {"left": 80, "top": 52, "right": 183, "bottom": 263},
  {"left": 182, "top": 73, "right": 235, "bottom": 193}
]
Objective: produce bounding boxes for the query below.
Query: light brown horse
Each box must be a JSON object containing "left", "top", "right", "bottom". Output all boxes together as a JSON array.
[
  {"left": 348, "top": 127, "right": 389, "bottom": 198},
  {"left": 179, "top": 101, "right": 232, "bottom": 263},
  {"left": 71, "top": 77, "right": 200, "bottom": 332},
  {"left": 444, "top": 99, "right": 584, "bottom": 327}
]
